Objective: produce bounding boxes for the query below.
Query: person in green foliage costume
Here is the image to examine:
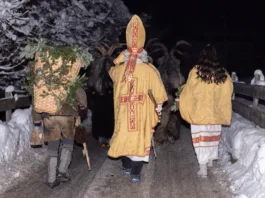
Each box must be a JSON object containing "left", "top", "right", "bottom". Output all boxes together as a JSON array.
[{"left": 23, "top": 41, "right": 92, "bottom": 188}]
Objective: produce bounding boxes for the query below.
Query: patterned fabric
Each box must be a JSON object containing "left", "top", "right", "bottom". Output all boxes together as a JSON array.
[
  {"left": 179, "top": 67, "right": 233, "bottom": 125},
  {"left": 127, "top": 147, "right": 151, "bottom": 162},
  {"left": 108, "top": 58, "right": 167, "bottom": 158},
  {"left": 191, "top": 125, "right": 221, "bottom": 164},
  {"left": 108, "top": 15, "right": 167, "bottom": 159},
  {"left": 122, "top": 15, "right": 145, "bottom": 83}
]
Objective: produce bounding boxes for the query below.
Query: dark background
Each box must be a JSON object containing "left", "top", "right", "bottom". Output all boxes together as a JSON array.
[{"left": 122, "top": 0, "right": 265, "bottom": 81}]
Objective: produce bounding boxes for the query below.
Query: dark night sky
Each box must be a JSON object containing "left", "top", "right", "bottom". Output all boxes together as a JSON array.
[{"left": 122, "top": 0, "right": 265, "bottom": 80}]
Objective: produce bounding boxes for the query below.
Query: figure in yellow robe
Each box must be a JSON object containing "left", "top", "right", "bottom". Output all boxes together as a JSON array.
[
  {"left": 179, "top": 44, "right": 233, "bottom": 177},
  {"left": 107, "top": 15, "right": 167, "bottom": 182}
]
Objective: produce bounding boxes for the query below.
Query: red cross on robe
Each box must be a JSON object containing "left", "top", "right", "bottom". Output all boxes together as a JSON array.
[{"left": 120, "top": 78, "right": 144, "bottom": 131}]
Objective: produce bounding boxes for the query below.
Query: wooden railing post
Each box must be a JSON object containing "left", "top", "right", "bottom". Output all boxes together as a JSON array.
[
  {"left": 253, "top": 75, "right": 260, "bottom": 110},
  {"left": 233, "top": 82, "right": 265, "bottom": 128},
  {"left": 231, "top": 73, "right": 237, "bottom": 100},
  {"left": 5, "top": 91, "right": 12, "bottom": 121}
]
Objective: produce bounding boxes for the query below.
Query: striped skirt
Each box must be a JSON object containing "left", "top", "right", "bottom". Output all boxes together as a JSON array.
[{"left": 191, "top": 125, "right": 221, "bottom": 164}]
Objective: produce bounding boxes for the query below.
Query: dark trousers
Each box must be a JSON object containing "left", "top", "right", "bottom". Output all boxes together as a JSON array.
[
  {"left": 121, "top": 156, "right": 144, "bottom": 175},
  {"left": 47, "top": 136, "right": 74, "bottom": 157}
]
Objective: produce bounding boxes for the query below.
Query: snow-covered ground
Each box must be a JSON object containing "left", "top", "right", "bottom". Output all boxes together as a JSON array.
[
  {"left": 0, "top": 107, "right": 92, "bottom": 194},
  {"left": 1, "top": 104, "right": 265, "bottom": 197},
  {"left": 218, "top": 112, "right": 265, "bottom": 198}
]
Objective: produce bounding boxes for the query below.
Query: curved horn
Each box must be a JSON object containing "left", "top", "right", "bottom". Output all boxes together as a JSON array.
[
  {"left": 152, "top": 42, "right": 169, "bottom": 56},
  {"left": 94, "top": 44, "right": 107, "bottom": 55},
  {"left": 145, "top": 38, "right": 160, "bottom": 49},
  {"left": 170, "top": 48, "right": 185, "bottom": 56},
  {"left": 171, "top": 40, "right": 192, "bottom": 56},
  {"left": 148, "top": 56, "right": 154, "bottom": 64},
  {"left": 175, "top": 40, "right": 192, "bottom": 47},
  {"left": 107, "top": 43, "right": 126, "bottom": 56}
]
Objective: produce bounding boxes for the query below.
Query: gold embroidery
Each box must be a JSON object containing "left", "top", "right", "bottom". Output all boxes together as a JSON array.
[{"left": 120, "top": 78, "right": 144, "bottom": 131}]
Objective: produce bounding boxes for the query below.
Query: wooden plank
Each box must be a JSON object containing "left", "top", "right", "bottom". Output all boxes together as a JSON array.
[
  {"left": 5, "top": 92, "right": 12, "bottom": 121},
  {"left": 232, "top": 100, "right": 265, "bottom": 128},
  {"left": 0, "top": 96, "right": 31, "bottom": 112},
  {"left": 234, "top": 83, "right": 265, "bottom": 101}
]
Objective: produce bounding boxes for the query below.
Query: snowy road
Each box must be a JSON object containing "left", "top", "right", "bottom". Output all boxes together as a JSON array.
[{"left": 2, "top": 126, "right": 233, "bottom": 198}]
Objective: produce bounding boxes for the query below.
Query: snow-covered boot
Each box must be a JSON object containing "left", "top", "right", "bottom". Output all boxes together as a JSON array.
[
  {"left": 47, "top": 157, "right": 60, "bottom": 188},
  {"left": 197, "top": 164, "right": 207, "bottom": 177},
  {"left": 57, "top": 148, "right": 72, "bottom": 182}
]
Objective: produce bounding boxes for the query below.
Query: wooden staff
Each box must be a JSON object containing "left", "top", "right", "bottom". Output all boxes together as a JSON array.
[
  {"left": 148, "top": 89, "right": 162, "bottom": 122},
  {"left": 148, "top": 89, "right": 160, "bottom": 159},
  {"left": 75, "top": 118, "right": 91, "bottom": 170},
  {"left": 82, "top": 143, "right": 91, "bottom": 170}
]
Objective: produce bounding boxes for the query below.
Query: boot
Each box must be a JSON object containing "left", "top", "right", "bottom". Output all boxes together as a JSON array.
[
  {"left": 121, "top": 167, "right": 131, "bottom": 175},
  {"left": 99, "top": 136, "right": 110, "bottom": 147},
  {"left": 47, "top": 157, "right": 60, "bottom": 188},
  {"left": 131, "top": 175, "right": 141, "bottom": 183},
  {"left": 130, "top": 161, "right": 143, "bottom": 183},
  {"left": 57, "top": 148, "right": 72, "bottom": 182},
  {"left": 197, "top": 164, "right": 207, "bottom": 177}
]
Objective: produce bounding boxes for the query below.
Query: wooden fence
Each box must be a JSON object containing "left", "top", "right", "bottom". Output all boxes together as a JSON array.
[
  {"left": 233, "top": 82, "right": 265, "bottom": 128},
  {"left": 0, "top": 93, "right": 31, "bottom": 121}
]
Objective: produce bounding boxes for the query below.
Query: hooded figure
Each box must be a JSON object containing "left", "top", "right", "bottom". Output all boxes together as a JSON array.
[{"left": 107, "top": 15, "right": 168, "bottom": 183}]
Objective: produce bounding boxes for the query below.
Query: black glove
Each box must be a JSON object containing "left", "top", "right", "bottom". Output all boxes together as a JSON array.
[{"left": 41, "top": 113, "right": 50, "bottom": 119}]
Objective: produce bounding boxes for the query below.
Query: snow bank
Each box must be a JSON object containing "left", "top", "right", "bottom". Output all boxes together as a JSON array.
[
  {"left": 0, "top": 107, "right": 46, "bottom": 193},
  {"left": 219, "top": 113, "right": 265, "bottom": 198},
  {"left": 0, "top": 107, "right": 33, "bottom": 163}
]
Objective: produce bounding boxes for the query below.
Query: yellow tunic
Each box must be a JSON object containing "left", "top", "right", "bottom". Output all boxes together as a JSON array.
[
  {"left": 179, "top": 67, "right": 233, "bottom": 126},
  {"left": 107, "top": 53, "right": 168, "bottom": 158}
]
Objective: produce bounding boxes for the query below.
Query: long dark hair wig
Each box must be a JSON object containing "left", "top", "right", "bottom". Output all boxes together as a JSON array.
[{"left": 196, "top": 44, "right": 227, "bottom": 84}]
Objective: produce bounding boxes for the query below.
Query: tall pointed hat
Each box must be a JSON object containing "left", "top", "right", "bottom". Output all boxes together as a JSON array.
[{"left": 122, "top": 15, "right": 146, "bottom": 82}]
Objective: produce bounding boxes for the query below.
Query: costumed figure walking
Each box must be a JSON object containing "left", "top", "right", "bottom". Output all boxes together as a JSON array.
[
  {"left": 24, "top": 42, "right": 92, "bottom": 188},
  {"left": 179, "top": 44, "right": 233, "bottom": 177},
  {"left": 107, "top": 15, "right": 168, "bottom": 183}
]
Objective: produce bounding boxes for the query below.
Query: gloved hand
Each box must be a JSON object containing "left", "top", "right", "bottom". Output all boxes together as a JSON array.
[{"left": 155, "top": 104, "right": 162, "bottom": 113}]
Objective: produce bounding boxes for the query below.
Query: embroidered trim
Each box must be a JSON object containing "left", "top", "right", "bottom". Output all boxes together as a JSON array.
[
  {"left": 120, "top": 78, "right": 144, "bottom": 131},
  {"left": 192, "top": 135, "right": 220, "bottom": 144},
  {"left": 191, "top": 130, "right": 221, "bottom": 134},
  {"left": 194, "top": 145, "right": 219, "bottom": 148},
  {"left": 122, "top": 17, "right": 141, "bottom": 82}
]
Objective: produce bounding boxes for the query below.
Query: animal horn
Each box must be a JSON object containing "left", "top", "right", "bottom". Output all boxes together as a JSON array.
[
  {"left": 175, "top": 40, "right": 192, "bottom": 47},
  {"left": 94, "top": 44, "right": 107, "bottom": 55},
  {"left": 107, "top": 43, "right": 126, "bottom": 56},
  {"left": 145, "top": 38, "right": 160, "bottom": 49},
  {"left": 171, "top": 40, "right": 192, "bottom": 56},
  {"left": 152, "top": 42, "right": 169, "bottom": 56}
]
